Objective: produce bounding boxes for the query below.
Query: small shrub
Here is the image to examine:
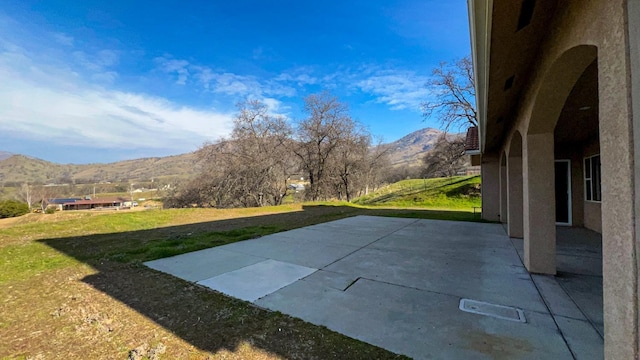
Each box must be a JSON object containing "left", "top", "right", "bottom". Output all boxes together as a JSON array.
[{"left": 0, "top": 200, "right": 30, "bottom": 218}]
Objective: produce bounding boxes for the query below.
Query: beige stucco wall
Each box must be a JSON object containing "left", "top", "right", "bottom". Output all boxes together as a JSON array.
[
  {"left": 481, "top": 154, "right": 500, "bottom": 222},
  {"left": 490, "top": 0, "right": 637, "bottom": 357},
  {"left": 628, "top": 0, "right": 640, "bottom": 355},
  {"left": 584, "top": 201, "right": 602, "bottom": 233}
]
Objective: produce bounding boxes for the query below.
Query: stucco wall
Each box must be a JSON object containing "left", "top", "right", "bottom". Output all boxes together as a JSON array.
[
  {"left": 629, "top": 0, "right": 640, "bottom": 355},
  {"left": 481, "top": 154, "right": 501, "bottom": 222},
  {"left": 490, "top": 0, "right": 636, "bottom": 357},
  {"left": 584, "top": 201, "right": 602, "bottom": 233}
]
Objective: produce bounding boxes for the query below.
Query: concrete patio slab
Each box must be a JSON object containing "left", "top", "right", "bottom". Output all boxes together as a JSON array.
[
  {"left": 371, "top": 233, "right": 523, "bottom": 266},
  {"left": 275, "top": 227, "right": 385, "bottom": 247},
  {"left": 556, "top": 273, "right": 604, "bottom": 336},
  {"left": 531, "top": 274, "right": 587, "bottom": 320},
  {"left": 197, "top": 259, "right": 316, "bottom": 302},
  {"left": 256, "top": 277, "right": 573, "bottom": 359},
  {"left": 219, "top": 234, "right": 360, "bottom": 269},
  {"left": 144, "top": 215, "right": 604, "bottom": 359},
  {"left": 144, "top": 248, "right": 265, "bottom": 282},
  {"left": 300, "top": 269, "right": 359, "bottom": 291},
  {"left": 323, "top": 246, "right": 548, "bottom": 313},
  {"left": 555, "top": 315, "right": 604, "bottom": 360}
]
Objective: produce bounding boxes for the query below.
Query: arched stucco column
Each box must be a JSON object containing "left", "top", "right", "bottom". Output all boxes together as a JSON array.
[
  {"left": 602, "top": 2, "right": 639, "bottom": 356},
  {"left": 499, "top": 153, "right": 508, "bottom": 224},
  {"left": 507, "top": 132, "right": 523, "bottom": 238},
  {"left": 481, "top": 154, "right": 500, "bottom": 222},
  {"left": 523, "top": 133, "right": 556, "bottom": 273}
]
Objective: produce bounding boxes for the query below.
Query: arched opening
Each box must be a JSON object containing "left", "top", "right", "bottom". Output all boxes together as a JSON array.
[
  {"left": 523, "top": 45, "right": 598, "bottom": 275},
  {"left": 523, "top": 45, "right": 603, "bottom": 338},
  {"left": 507, "top": 131, "right": 523, "bottom": 238},
  {"left": 499, "top": 152, "right": 508, "bottom": 224}
]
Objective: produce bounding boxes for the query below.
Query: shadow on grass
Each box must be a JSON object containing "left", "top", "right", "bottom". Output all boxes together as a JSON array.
[{"left": 38, "top": 205, "right": 483, "bottom": 358}]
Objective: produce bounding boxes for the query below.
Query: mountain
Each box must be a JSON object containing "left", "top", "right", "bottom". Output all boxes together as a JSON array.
[
  {"left": 383, "top": 128, "right": 444, "bottom": 167},
  {"left": 0, "top": 152, "right": 198, "bottom": 185},
  {"left": 0, "top": 127, "right": 446, "bottom": 185},
  {"left": 0, "top": 151, "right": 12, "bottom": 161}
]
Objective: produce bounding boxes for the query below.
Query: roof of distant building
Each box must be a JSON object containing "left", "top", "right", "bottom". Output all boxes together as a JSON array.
[
  {"left": 47, "top": 198, "right": 82, "bottom": 204},
  {"left": 465, "top": 126, "right": 480, "bottom": 153}
]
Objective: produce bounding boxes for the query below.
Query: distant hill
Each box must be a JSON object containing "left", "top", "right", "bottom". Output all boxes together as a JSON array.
[
  {"left": 0, "top": 127, "right": 448, "bottom": 185},
  {"left": 382, "top": 128, "right": 444, "bottom": 167},
  {"left": 0, "top": 153, "right": 198, "bottom": 185},
  {"left": 0, "top": 151, "right": 12, "bottom": 161}
]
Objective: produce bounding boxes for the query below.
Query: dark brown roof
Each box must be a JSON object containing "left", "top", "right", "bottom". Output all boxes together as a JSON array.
[
  {"left": 62, "top": 197, "right": 127, "bottom": 206},
  {"left": 465, "top": 126, "right": 480, "bottom": 152}
]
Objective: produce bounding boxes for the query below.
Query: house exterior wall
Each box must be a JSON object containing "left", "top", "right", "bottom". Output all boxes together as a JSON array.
[
  {"left": 555, "top": 138, "right": 601, "bottom": 231},
  {"left": 484, "top": 0, "right": 636, "bottom": 357},
  {"left": 584, "top": 202, "right": 602, "bottom": 233},
  {"left": 481, "top": 154, "right": 500, "bottom": 222},
  {"left": 628, "top": 0, "right": 640, "bottom": 355}
]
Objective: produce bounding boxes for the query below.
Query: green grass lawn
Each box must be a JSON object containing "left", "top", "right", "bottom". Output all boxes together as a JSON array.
[
  {"left": 354, "top": 175, "right": 481, "bottom": 209},
  {"left": 0, "top": 190, "right": 484, "bottom": 359}
]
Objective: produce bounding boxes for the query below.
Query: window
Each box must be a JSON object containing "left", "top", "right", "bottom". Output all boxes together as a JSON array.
[{"left": 584, "top": 154, "right": 601, "bottom": 202}]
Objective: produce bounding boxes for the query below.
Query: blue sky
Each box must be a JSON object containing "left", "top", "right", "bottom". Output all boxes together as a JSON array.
[{"left": 0, "top": 1, "right": 470, "bottom": 164}]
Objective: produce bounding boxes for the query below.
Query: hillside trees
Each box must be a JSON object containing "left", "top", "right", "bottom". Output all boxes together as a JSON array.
[
  {"left": 421, "top": 56, "right": 477, "bottom": 133},
  {"left": 169, "top": 100, "right": 295, "bottom": 208},
  {"left": 167, "top": 93, "right": 388, "bottom": 208},
  {"left": 421, "top": 135, "right": 468, "bottom": 178},
  {"left": 293, "top": 92, "right": 368, "bottom": 201},
  {"left": 420, "top": 56, "right": 477, "bottom": 178}
]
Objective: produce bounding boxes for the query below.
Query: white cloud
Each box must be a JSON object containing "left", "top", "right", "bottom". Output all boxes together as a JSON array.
[
  {"left": 155, "top": 56, "right": 297, "bottom": 98},
  {"left": 275, "top": 67, "right": 319, "bottom": 86},
  {"left": 91, "top": 71, "right": 118, "bottom": 84},
  {"left": 354, "top": 68, "right": 430, "bottom": 110},
  {"left": 154, "top": 56, "right": 190, "bottom": 85},
  {"left": 52, "top": 32, "right": 74, "bottom": 46},
  {"left": 0, "top": 40, "right": 233, "bottom": 153},
  {"left": 72, "top": 49, "right": 120, "bottom": 75}
]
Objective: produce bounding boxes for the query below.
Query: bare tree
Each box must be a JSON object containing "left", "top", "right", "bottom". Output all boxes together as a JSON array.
[
  {"left": 17, "top": 183, "right": 33, "bottom": 210},
  {"left": 422, "top": 135, "right": 469, "bottom": 178},
  {"left": 330, "top": 130, "right": 370, "bottom": 201},
  {"left": 421, "top": 56, "right": 477, "bottom": 133},
  {"left": 192, "top": 100, "right": 295, "bottom": 208},
  {"left": 293, "top": 92, "right": 362, "bottom": 201},
  {"left": 168, "top": 94, "right": 389, "bottom": 207},
  {"left": 362, "top": 137, "right": 392, "bottom": 196}
]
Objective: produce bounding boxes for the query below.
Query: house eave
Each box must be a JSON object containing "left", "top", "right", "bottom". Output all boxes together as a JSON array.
[{"left": 467, "top": 0, "right": 492, "bottom": 154}]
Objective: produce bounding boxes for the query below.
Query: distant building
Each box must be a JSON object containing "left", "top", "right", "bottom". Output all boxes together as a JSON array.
[
  {"left": 287, "top": 183, "right": 305, "bottom": 192},
  {"left": 45, "top": 197, "right": 127, "bottom": 211}
]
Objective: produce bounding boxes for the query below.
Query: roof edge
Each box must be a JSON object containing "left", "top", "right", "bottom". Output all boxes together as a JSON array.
[{"left": 467, "top": 0, "right": 492, "bottom": 154}]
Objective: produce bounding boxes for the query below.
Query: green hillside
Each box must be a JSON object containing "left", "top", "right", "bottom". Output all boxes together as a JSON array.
[{"left": 354, "top": 176, "right": 481, "bottom": 209}]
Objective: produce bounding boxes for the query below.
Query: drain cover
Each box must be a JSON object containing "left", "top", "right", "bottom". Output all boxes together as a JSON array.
[{"left": 459, "top": 299, "right": 526, "bottom": 323}]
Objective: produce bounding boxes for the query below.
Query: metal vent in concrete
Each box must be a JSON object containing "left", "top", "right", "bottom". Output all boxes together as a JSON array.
[{"left": 459, "top": 299, "right": 526, "bottom": 323}]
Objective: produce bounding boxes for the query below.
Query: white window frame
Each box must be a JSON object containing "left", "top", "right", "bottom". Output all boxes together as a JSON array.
[{"left": 584, "top": 154, "right": 601, "bottom": 203}]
